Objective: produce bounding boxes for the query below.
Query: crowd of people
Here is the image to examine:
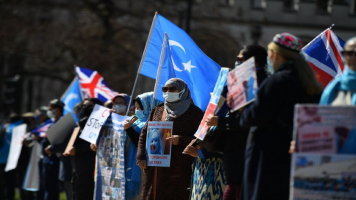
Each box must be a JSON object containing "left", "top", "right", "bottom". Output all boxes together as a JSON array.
[{"left": 0, "top": 32, "right": 355, "bottom": 200}]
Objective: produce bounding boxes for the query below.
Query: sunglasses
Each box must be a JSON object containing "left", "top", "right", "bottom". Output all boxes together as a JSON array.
[
  {"left": 162, "top": 86, "right": 178, "bottom": 92},
  {"left": 341, "top": 51, "right": 356, "bottom": 56}
]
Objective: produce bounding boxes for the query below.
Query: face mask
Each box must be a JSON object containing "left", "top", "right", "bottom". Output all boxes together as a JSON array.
[
  {"left": 135, "top": 110, "right": 146, "bottom": 119},
  {"left": 113, "top": 104, "right": 127, "bottom": 114},
  {"left": 163, "top": 89, "right": 185, "bottom": 103},
  {"left": 79, "top": 107, "right": 93, "bottom": 119},
  {"left": 47, "top": 110, "right": 55, "bottom": 119},
  {"left": 267, "top": 58, "right": 275, "bottom": 74},
  {"left": 235, "top": 61, "right": 243, "bottom": 69}
]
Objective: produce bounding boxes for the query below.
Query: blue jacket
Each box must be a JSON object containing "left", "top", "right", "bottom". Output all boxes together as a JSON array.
[{"left": 0, "top": 120, "right": 23, "bottom": 164}]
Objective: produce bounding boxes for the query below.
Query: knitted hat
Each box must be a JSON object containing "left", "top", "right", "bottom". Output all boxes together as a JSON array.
[
  {"left": 268, "top": 33, "right": 303, "bottom": 59},
  {"left": 272, "top": 33, "right": 303, "bottom": 52}
]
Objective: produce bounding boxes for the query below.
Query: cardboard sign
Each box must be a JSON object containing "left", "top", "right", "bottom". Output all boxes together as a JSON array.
[
  {"left": 46, "top": 113, "right": 77, "bottom": 145},
  {"left": 194, "top": 68, "right": 229, "bottom": 140},
  {"left": 146, "top": 121, "right": 173, "bottom": 167},
  {"left": 5, "top": 124, "right": 27, "bottom": 172},
  {"left": 80, "top": 104, "right": 111, "bottom": 144},
  {"left": 23, "top": 141, "right": 42, "bottom": 191},
  {"left": 227, "top": 57, "right": 257, "bottom": 112},
  {"left": 64, "top": 127, "right": 80, "bottom": 154}
]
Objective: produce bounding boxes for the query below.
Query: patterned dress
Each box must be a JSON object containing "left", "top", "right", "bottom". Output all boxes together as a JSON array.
[
  {"left": 191, "top": 150, "right": 226, "bottom": 200},
  {"left": 136, "top": 103, "right": 203, "bottom": 200}
]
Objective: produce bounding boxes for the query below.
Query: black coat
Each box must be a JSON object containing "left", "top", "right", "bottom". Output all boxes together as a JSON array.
[
  {"left": 71, "top": 117, "right": 96, "bottom": 200},
  {"left": 232, "top": 62, "right": 319, "bottom": 200}
]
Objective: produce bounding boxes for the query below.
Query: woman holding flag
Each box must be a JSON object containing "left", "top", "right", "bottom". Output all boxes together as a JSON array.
[
  {"left": 136, "top": 78, "right": 203, "bottom": 200},
  {"left": 122, "top": 92, "right": 162, "bottom": 200}
]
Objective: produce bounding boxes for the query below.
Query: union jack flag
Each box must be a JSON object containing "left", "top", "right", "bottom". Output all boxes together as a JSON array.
[
  {"left": 75, "top": 66, "right": 118, "bottom": 102},
  {"left": 301, "top": 28, "right": 345, "bottom": 88},
  {"left": 31, "top": 119, "right": 54, "bottom": 138}
]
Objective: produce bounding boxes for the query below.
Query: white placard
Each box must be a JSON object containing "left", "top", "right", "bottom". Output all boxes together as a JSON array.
[
  {"left": 79, "top": 104, "right": 111, "bottom": 144},
  {"left": 5, "top": 124, "right": 27, "bottom": 172}
]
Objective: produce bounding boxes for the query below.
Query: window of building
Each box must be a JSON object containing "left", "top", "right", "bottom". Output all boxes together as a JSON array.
[
  {"left": 250, "top": 0, "right": 267, "bottom": 9},
  {"left": 316, "top": 0, "right": 331, "bottom": 13}
]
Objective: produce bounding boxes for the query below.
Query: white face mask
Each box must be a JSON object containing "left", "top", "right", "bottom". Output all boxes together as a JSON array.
[
  {"left": 46, "top": 110, "right": 55, "bottom": 119},
  {"left": 163, "top": 89, "right": 185, "bottom": 103},
  {"left": 113, "top": 104, "right": 126, "bottom": 114}
]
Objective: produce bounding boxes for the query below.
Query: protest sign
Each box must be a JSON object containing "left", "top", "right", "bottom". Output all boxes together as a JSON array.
[
  {"left": 290, "top": 105, "right": 356, "bottom": 200},
  {"left": 80, "top": 104, "right": 111, "bottom": 144},
  {"left": 146, "top": 121, "right": 173, "bottom": 167},
  {"left": 64, "top": 127, "right": 80, "bottom": 154},
  {"left": 5, "top": 124, "right": 27, "bottom": 172},
  {"left": 194, "top": 68, "right": 229, "bottom": 140},
  {"left": 46, "top": 113, "right": 77, "bottom": 145},
  {"left": 23, "top": 141, "right": 42, "bottom": 191},
  {"left": 227, "top": 57, "right": 257, "bottom": 112},
  {"left": 94, "top": 113, "right": 132, "bottom": 200}
]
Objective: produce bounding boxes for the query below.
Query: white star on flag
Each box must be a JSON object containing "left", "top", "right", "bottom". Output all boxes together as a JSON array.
[{"left": 182, "top": 60, "right": 196, "bottom": 73}]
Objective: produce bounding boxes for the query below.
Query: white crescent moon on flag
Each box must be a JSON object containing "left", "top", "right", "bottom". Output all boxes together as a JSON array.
[
  {"left": 169, "top": 40, "right": 185, "bottom": 72},
  {"left": 64, "top": 93, "right": 79, "bottom": 112}
]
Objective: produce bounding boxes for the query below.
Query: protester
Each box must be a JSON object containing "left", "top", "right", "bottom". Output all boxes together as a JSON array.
[
  {"left": 205, "top": 45, "right": 269, "bottom": 200},
  {"left": 184, "top": 134, "right": 226, "bottom": 200},
  {"left": 136, "top": 78, "right": 204, "bottom": 200},
  {"left": 111, "top": 93, "right": 132, "bottom": 115},
  {"left": 44, "top": 116, "right": 73, "bottom": 199},
  {"left": 123, "top": 92, "right": 161, "bottom": 200},
  {"left": 16, "top": 112, "right": 37, "bottom": 200},
  {"left": 41, "top": 99, "right": 65, "bottom": 200},
  {"left": 64, "top": 98, "right": 103, "bottom": 200},
  {"left": 216, "top": 33, "right": 322, "bottom": 200},
  {"left": 320, "top": 36, "right": 356, "bottom": 106},
  {"left": 0, "top": 113, "right": 22, "bottom": 200},
  {"left": 72, "top": 102, "right": 82, "bottom": 123},
  {"left": 35, "top": 106, "right": 50, "bottom": 125}
]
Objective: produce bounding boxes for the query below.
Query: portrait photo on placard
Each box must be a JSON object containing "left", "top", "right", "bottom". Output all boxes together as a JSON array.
[
  {"left": 105, "top": 167, "right": 112, "bottom": 177},
  {"left": 105, "top": 138, "right": 111, "bottom": 148},
  {"left": 99, "top": 137, "right": 105, "bottom": 148}
]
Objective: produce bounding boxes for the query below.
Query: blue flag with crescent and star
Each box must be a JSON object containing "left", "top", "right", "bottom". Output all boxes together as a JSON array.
[
  {"left": 61, "top": 77, "right": 82, "bottom": 120},
  {"left": 139, "top": 13, "right": 221, "bottom": 111}
]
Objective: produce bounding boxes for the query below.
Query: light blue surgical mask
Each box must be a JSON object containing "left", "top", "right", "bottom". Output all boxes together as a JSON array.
[
  {"left": 267, "top": 58, "right": 274, "bottom": 75},
  {"left": 135, "top": 110, "right": 146, "bottom": 119}
]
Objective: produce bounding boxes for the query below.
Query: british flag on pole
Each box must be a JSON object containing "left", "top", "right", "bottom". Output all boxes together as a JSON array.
[
  {"left": 75, "top": 66, "right": 118, "bottom": 102},
  {"left": 301, "top": 28, "right": 345, "bottom": 88}
]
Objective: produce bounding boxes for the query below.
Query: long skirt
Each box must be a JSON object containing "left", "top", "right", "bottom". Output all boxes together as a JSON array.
[{"left": 191, "top": 157, "right": 226, "bottom": 200}]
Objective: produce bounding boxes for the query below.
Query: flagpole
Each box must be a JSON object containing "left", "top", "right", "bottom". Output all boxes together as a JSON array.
[
  {"left": 73, "top": 65, "right": 84, "bottom": 101},
  {"left": 126, "top": 12, "right": 159, "bottom": 115},
  {"left": 152, "top": 33, "right": 169, "bottom": 109}
]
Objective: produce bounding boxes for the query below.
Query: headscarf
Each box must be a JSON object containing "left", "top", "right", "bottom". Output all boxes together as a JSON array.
[
  {"left": 132, "top": 92, "right": 162, "bottom": 133},
  {"left": 112, "top": 93, "right": 134, "bottom": 112},
  {"left": 320, "top": 66, "right": 356, "bottom": 105},
  {"left": 126, "top": 92, "right": 162, "bottom": 200},
  {"left": 164, "top": 78, "right": 192, "bottom": 121}
]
